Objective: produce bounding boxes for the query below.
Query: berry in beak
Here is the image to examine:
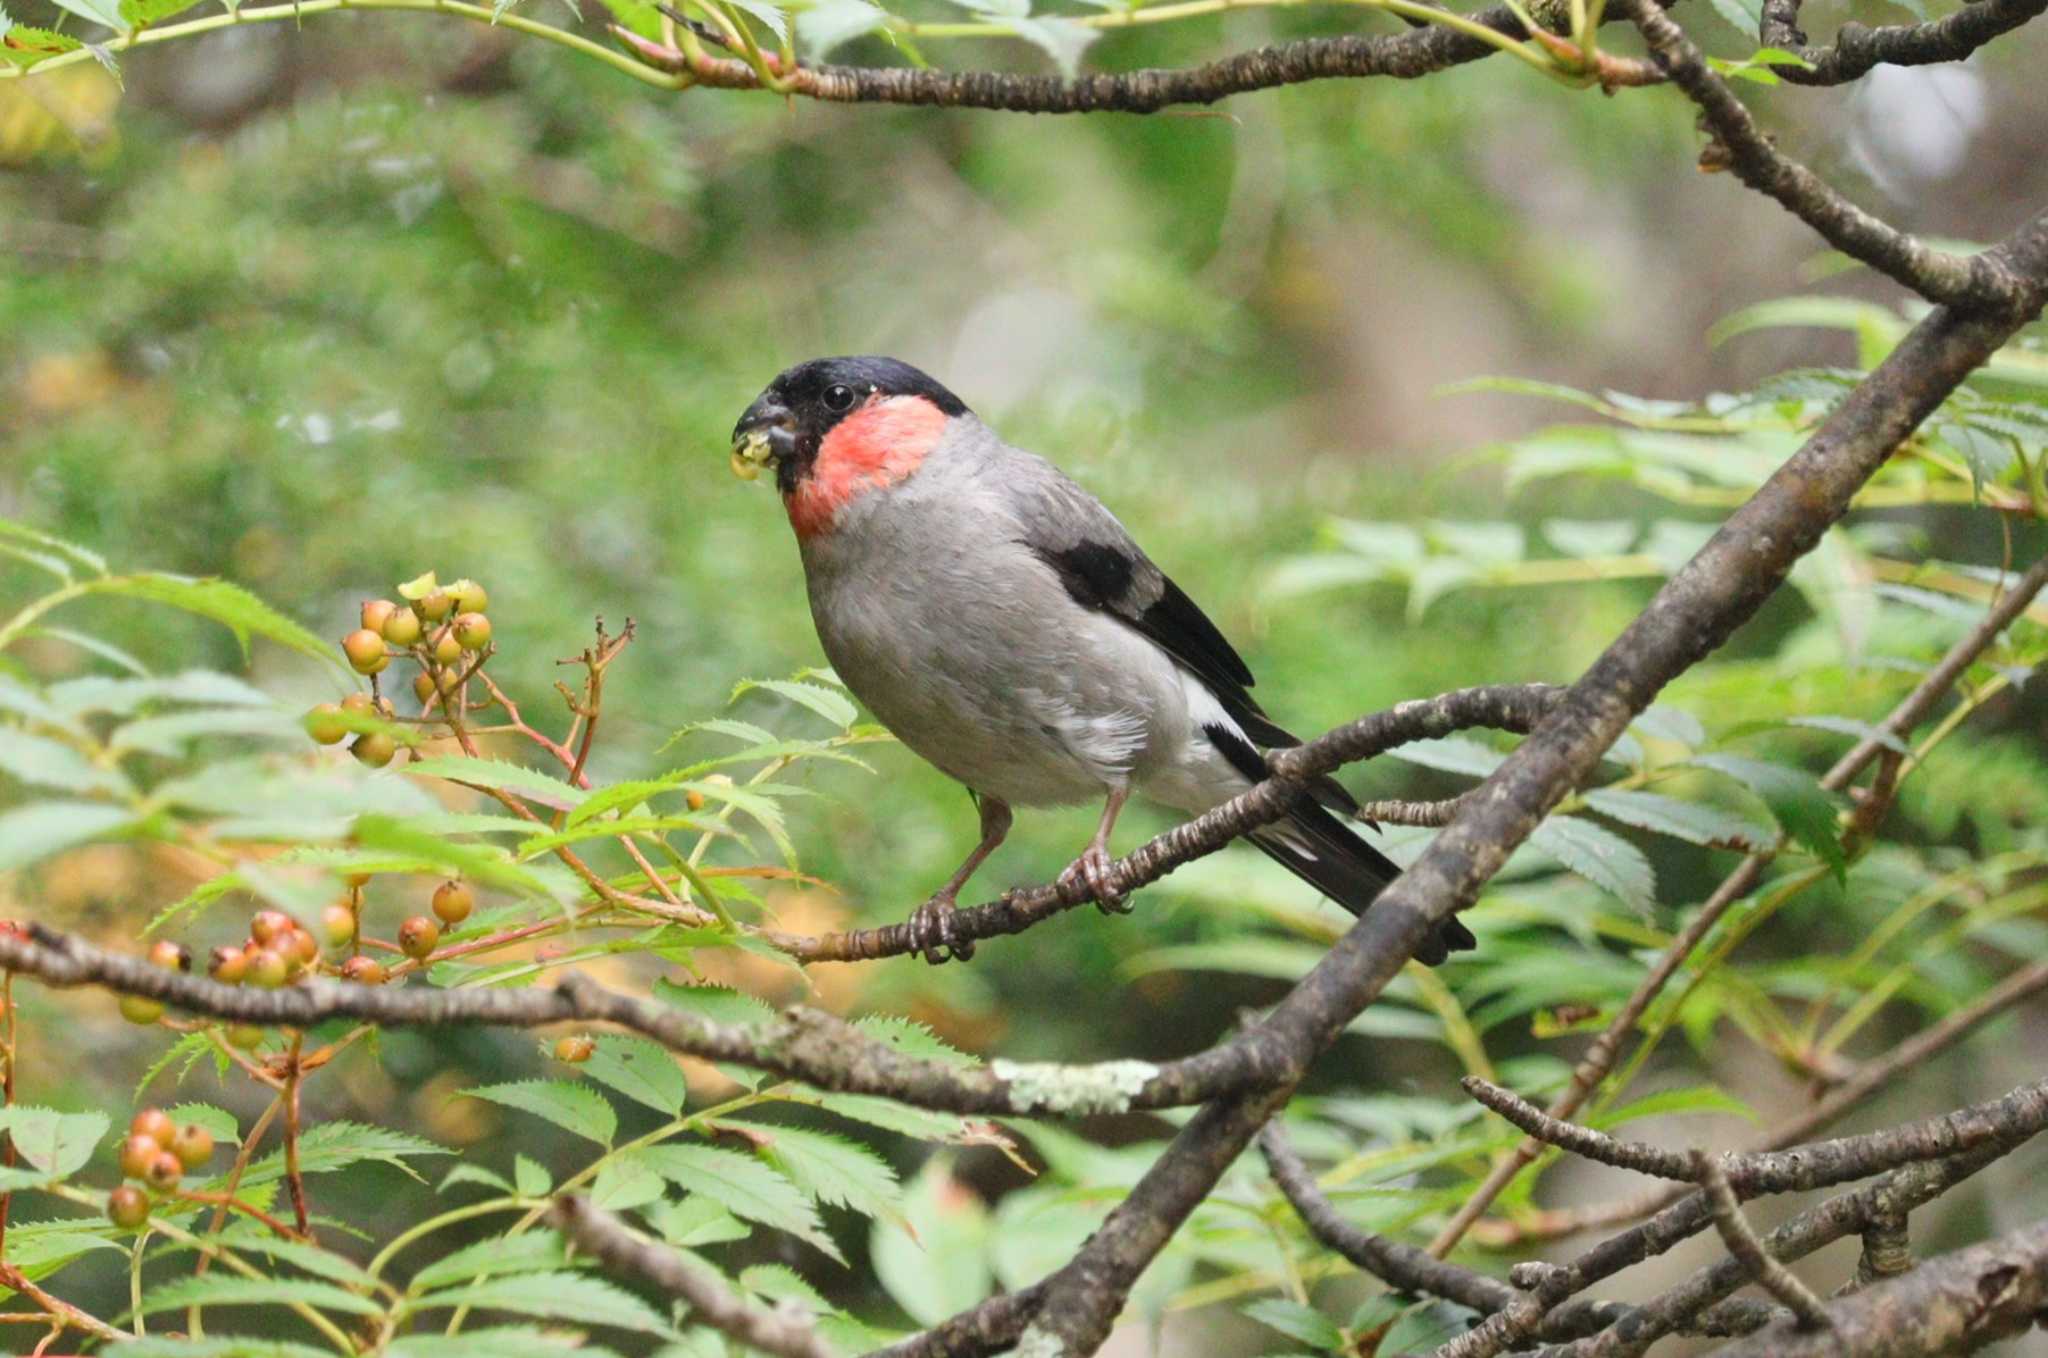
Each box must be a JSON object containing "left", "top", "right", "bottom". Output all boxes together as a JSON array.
[{"left": 731, "top": 396, "right": 798, "bottom": 482}]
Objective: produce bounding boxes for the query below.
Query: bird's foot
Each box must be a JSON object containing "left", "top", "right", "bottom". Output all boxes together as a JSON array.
[
  {"left": 905, "top": 894, "right": 975, "bottom": 965},
  {"left": 1059, "top": 844, "right": 1131, "bottom": 916}
]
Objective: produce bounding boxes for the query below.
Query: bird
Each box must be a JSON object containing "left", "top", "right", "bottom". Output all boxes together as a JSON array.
[{"left": 729, "top": 355, "right": 1476, "bottom": 965}]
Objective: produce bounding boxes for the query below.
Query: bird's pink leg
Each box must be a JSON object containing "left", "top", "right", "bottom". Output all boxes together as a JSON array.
[
  {"left": 1059, "top": 786, "right": 1132, "bottom": 915},
  {"left": 907, "top": 795, "right": 1012, "bottom": 963}
]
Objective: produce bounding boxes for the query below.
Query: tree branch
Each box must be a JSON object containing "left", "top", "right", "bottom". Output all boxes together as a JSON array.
[
  {"left": 1761, "top": 0, "right": 2046, "bottom": 87},
  {"left": 1694, "top": 1150, "right": 1834, "bottom": 1330},
  {"left": 1623, "top": 0, "right": 2033, "bottom": 312},
  {"left": 772, "top": 683, "right": 1563, "bottom": 963},
  {"left": 1699, "top": 1216, "right": 2048, "bottom": 1358},
  {"left": 1432, "top": 547, "right": 2048, "bottom": 1253},
  {"left": 898, "top": 207, "right": 2048, "bottom": 1358},
  {"left": 552, "top": 1196, "right": 835, "bottom": 1358}
]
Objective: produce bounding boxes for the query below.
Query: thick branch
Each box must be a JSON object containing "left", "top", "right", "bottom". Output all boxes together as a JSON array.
[
  {"left": 965, "top": 210, "right": 2048, "bottom": 1357},
  {"left": 1463, "top": 1075, "right": 2048, "bottom": 1194},
  {"left": 552, "top": 1196, "right": 835, "bottom": 1358},
  {"left": 1433, "top": 548, "right": 2048, "bottom": 1252},
  {"left": 1700, "top": 1216, "right": 2048, "bottom": 1358},
  {"left": 1762, "top": 0, "right": 2046, "bottom": 86}
]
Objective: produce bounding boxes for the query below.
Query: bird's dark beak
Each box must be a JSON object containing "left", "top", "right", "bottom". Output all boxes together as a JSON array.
[{"left": 731, "top": 395, "right": 798, "bottom": 483}]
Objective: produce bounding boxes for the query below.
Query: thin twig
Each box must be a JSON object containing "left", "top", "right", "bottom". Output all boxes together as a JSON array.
[
  {"left": 552, "top": 1195, "right": 834, "bottom": 1358},
  {"left": 1693, "top": 1150, "right": 1833, "bottom": 1330},
  {"left": 1431, "top": 550, "right": 2048, "bottom": 1254}
]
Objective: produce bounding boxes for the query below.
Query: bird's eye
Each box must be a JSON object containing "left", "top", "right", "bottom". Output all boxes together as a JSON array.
[{"left": 822, "top": 384, "right": 857, "bottom": 413}]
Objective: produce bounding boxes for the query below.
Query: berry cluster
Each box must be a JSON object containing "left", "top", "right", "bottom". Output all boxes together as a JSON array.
[
  {"left": 125, "top": 880, "right": 478, "bottom": 1037},
  {"left": 105, "top": 1106, "right": 216, "bottom": 1228},
  {"left": 306, "top": 572, "right": 492, "bottom": 768}
]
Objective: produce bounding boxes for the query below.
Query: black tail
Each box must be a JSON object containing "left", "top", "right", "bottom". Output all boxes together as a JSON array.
[{"left": 1205, "top": 722, "right": 1476, "bottom": 966}]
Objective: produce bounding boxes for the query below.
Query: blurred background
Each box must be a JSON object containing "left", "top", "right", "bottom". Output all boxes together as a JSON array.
[{"left": 4, "top": 2, "right": 2048, "bottom": 1351}]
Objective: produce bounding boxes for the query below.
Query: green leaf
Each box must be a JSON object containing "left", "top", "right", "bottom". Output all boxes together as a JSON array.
[
  {"left": 1581, "top": 789, "right": 1771, "bottom": 851},
  {"left": 853, "top": 1014, "right": 974, "bottom": 1066},
  {"left": 404, "top": 756, "right": 587, "bottom": 811},
  {"left": 722, "top": 0, "right": 788, "bottom": 40},
  {"left": 409, "top": 1230, "right": 573, "bottom": 1291},
  {"left": 112, "top": 1338, "right": 336, "bottom": 1358},
  {"left": 0, "top": 1106, "right": 108, "bottom": 1180},
  {"left": 754, "top": 1125, "right": 903, "bottom": 1225},
  {"left": 514, "top": 1154, "right": 552, "bottom": 1198},
  {"left": 1688, "top": 754, "right": 1845, "bottom": 879},
  {"left": 0, "top": 727, "right": 131, "bottom": 796},
  {"left": 654, "top": 978, "right": 775, "bottom": 1028},
  {"left": 1529, "top": 816, "right": 1656, "bottom": 911},
  {"left": 739, "top": 1263, "right": 827, "bottom": 1313},
  {"left": 0, "top": 801, "right": 136, "bottom": 871},
  {"left": 590, "top": 1153, "right": 667, "bottom": 1212},
  {"left": 438, "top": 1163, "right": 515, "bottom": 1196},
  {"left": 645, "top": 1194, "right": 751, "bottom": 1247},
  {"left": 165, "top": 1103, "right": 241, "bottom": 1145},
  {"left": 1596, "top": 1083, "right": 1757, "bottom": 1129},
  {"left": 0, "top": 520, "right": 106, "bottom": 577},
  {"left": 227, "top": 1121, "right": 449, "bottom": 1188},
  {"left": 109, "top": 706, "right": 305, "bottom": 756},
  {"left": 349, "top": 814, "right": 575, "bottom": 903},
  {"left": 137, "top": 1274, "right": 384, "bottom": 1318},
  {"left": 1385, "top": 736, "right": 1504, "bottom": 779},
  {"left": 93, "top": 574, "right": 342, "bottom": 669},
  {"left": 802, "top": 1089, "right": 976, "bottom": 1142},
  {"left": 639, "top": 1144, "right": 841, "bottom": 1263},
  {"left": 795, "top": 0, "right": 885, "bottom": 54},
  {"left": 45, "top": 0, "right": 125, "bottom": 30},
  {"left": 581, "top": 1035, "right": 688, "bottom": 1116},
  {"left": 1005, "top": 15, "right": 1097, "bottom": 75},
  {"left": 386, "top": 1328, "right": 610, "bottom": 1358},
  {"left": 870, "top": 1157, "right": 989, "bottom": 1325},
  {"left": 117, "top": 0, "right": 203, "bottom": 25},
  {"left": 205, "top": 1236, "right": 378, "bottom": 1289},
  {"left": 411, "top": 1272, "right": 671, "bottom": 1335},
  {"left": 463, "top": 1081, "right": 617, "bottom": 1146},
  {"left": 1783, "top": 715, "right": 1911, "bottom": 754},
  {"left": 593, "top": 0, "right": 658, "bottom": 38},
  {"left": 1242, "top": 1298, "right": 1345, "bottom": 1351},
  {"left": 732, "top": 676, "right": 859, "bottom": 728}
]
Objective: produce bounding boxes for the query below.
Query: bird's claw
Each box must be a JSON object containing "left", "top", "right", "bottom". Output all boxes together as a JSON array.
[
  {"left": 1060, "top": 845, "right": 1131, "bottom": 916},
  {"left": 905, "top": 895, "right": 974, "bottom": 964}
]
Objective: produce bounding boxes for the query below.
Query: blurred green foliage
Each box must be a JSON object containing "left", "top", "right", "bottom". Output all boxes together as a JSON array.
[{"left": 3, "top": 6, "right": 2048, "bottom": 1352}]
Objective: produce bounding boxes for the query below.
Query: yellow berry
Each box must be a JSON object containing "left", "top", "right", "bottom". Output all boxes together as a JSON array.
[
  {"left": 306, "top": 703, "right": 349, "bottom": 745},
  {"left": 431, "top": 880, "right": 474, "bottom": 925},
  {"left": 453, "top": 613, "right": 491, "bottom": 652}
]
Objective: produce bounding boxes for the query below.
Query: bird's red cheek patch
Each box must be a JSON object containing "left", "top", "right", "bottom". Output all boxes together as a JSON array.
[{"left": 786, "top": 395, "right": 948, "bottom": 538}]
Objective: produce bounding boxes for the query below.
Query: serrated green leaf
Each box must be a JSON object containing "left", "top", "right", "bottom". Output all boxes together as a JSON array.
[
  {"left": 411, "top": 1271, "right": 671, "bottom": 1334},
  {"left": 109, "top": 706, "right": 304, "bottom": 756},
  {"left": 0, "top": 801, "right": 136, "bottom": 871},
  {"left": 1530, "top": 816, "right": 1656, "bottom": 911},
  {"left": 136, "top": 1273, "right": 383, "bottom": 1317},
  {"left": 1689, "top": 753, "right": 1845, "bottom": 880},
  {"left": 206, "top": 1235, "right": 378, "bottom": 1289},
  {"left": 0, "top": 1106, "right": 107, "bottom": 1180},
  {"left": 730, "top": 677, "right": 858, "bottom": 729},
  {"left": 438, "top": 1163, "right": 514, "bottom": 1196},
  {"left": 112, "top": 1337, "right": 336, "bottom": 1358},
  {"left": 226, "top": 1121, "right": 448, "bottom": 1189},
  {"left": 738, "top": 1262, "right": 827, "bottom": 1311},
  {"left": 638, "top": 1144, "right": 841, "bottom": 1263},
  {"left": 581, "top": 1035, "right": 688, "bottom": 1116},
  {"left": 514, "top": 1154, "right": 552, "bottom": 1197},
  {"left": 1582, "top": 788, "right": 1771, "bottom": 850},
  {"left": 0, "top": 727, "right": 130, "bottom": 796},
  {"left": 464, "top": 1081, "right": 616, "bottom": 1146},
  {"left": 1242, "top": 1298, "right": 1345, "bottom": 1351},
  {"left": 645, "top": 1194, "right": 752, "bottom": 1247},
  {"left": 0, "top": 520, "right": 105, "bottom": 575},
  {"left": 795, "top": 0, "right": 884, "bottom": 54},
  {"left": 350, "top": 814, "right": 575, "bottom": 903},
  {"left": 1784, "top": 714, "right": 1911, "bottom": 753},
  {"left": 754, "top": 1125, "right": 903, "bottom": 1227},
  {"left": 852, "top": 1014, "right": 975, "bottom": 1066},
  {"left": 386, "top": 1327, "right": 609, "bottom": 1358},
  {"left": 802, "top": 1089, "right": 975, "bottom": 1142},
  {"left": 117, "top": 0, "right": 203, "bottom": 25},
  {"left": 92, "top": 574, "right": 342, "bottom": 669},
  {"left": 408, "top": 1230, "right": 572, "bottom": 1291},
  {"left": 44, "top": 0, "right": 125, "bottom": 30},
  {"left": 405, "top": 756, "right": 586, "bottom": 811},
  {"left": 165, "top": 1103, "right": 240, "bottom": 1145},
  {"left": 654, "top": 978, "right": 775, "bottom": 1027},
  {"left": 590, "top": 1153, "right": 667, "bottom": 1212},
  {"left": 1385, "top": 736, "right": 1504, "bottom": 779}
]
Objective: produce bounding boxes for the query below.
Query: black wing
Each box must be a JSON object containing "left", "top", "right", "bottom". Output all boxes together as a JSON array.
[{"left": 1014, "top": 465, "right": 1362, "bottom": 817}]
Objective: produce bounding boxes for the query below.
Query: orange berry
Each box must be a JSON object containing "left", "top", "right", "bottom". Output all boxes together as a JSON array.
[
  {"left": 339, "top": 955, "right": 387, "bottom": 985},
  {"left": 343, "top": 630, "right": 390, "bottom": 675},
  {"left": 107, "top": 1185, "right": 150, "bottom": 1229},
  {"left": 398, "top": 916, "right": 440, "bottom": 959},
  {"left": 554, "top": 1035, "right": 595, "bottom": 1063},
  {"left": 431, "top": 880, "right": 473, "bottom": 925},
  {"left": 361, "top": 599, "right": 399, "bottom": 632},
  {"left": 169, "top": 1124, "right": 215, "bottom": 1170},
  {"left": 119, "top": 1134, "right": 163, "bottom": 1179}
]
